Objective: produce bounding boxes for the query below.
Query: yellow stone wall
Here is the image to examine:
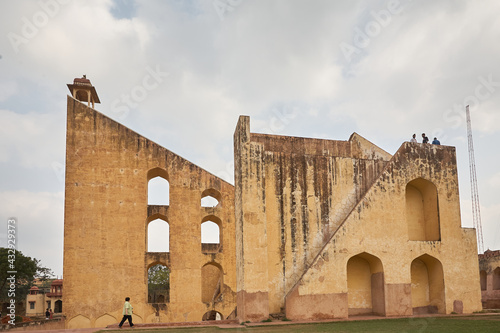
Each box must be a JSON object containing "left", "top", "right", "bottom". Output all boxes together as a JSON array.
[
  {"left": 285, "top": 142, "right": 482, "bottom": 318},
  {"left": 234, "top": 116, "right": 482, "bottom": 321},
  {"left": 63, "top": 97, "right": 236, "bottom": 328},
  {"left": 479, "top": 250, "right": 500, "bottom": 308},
  {"left": 64, "top": 103, "right": 482, "bottom": 327}
]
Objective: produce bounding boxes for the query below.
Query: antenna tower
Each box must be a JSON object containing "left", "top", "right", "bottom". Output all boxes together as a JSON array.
[{"left": 466, "top": 105, "right": 484, "bottom": 253}]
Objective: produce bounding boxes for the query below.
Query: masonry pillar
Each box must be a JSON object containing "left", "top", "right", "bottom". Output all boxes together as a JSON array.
[{"left": 234, "top": 116, "right": 269, "bottom": 322}]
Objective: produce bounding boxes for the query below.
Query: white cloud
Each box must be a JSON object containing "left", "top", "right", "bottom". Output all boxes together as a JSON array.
[
  {"left": 0, "top": 81, "right": 18, "bottom": 102},
  {"left": 0, "top": 0, "right": 499, "bottom": 277},
  {"left": 0, "top": 190, "right": 64, "bottom": 276},
  {"left": 0, "top": 109, "right": 65, "bottom": 169}
]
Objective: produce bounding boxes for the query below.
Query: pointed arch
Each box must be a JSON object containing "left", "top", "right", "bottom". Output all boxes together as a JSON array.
[
  {"left": 147, "top": 216, "right": 169, "bottom": 252},
  {"left": 202, "top": 310, "right": 223, "bottom": 321},
  {"left": 410, "top": 254, "right": 445, "bottom": 314},
  {"left": 67, "top": 314, "right": 91, "bottom": 329},
  {"left": 346, "top": 252, "right": 385, "bottom": 316},
  {"left": 480, "top": 270, "right": 487, "bottom": 291},
  {"left": 201, "top": 262, "right": 223, "bottom": 304},
  {"left": 95, "top": 314, "right": 117, "bottom": 328},
  {"left": 493, "top": 267, "right": 500, "bottom": 290},
  {"left": 148, "top": 167, "right": 170, "bottom": 205},
  {"left": 406, "top": 178, "right": 440, "bottom": 241},
  {"left": 201, "top": 188, "right": 222, "bottom": 208},
  {"left": 148, "top": 263, "right": 170, "bottom": 303}
]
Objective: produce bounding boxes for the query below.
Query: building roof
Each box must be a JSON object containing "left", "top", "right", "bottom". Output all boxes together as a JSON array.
[{"left": 52, "top": 279, "right": 63, "bottom": 286}]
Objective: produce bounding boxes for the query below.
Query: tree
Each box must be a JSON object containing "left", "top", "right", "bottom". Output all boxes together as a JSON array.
[
  {"left": 148, "top": 264, "right": 169, "bottom": 303},
  {"left": 148, "top": 264, "right": 170, "bottom": 285},
  {"left": 0, "top": 248, "right": 54, "bottom": 303}
]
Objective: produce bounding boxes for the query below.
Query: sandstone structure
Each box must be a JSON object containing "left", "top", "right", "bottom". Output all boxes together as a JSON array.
[
  {"left": 63, "top": 79, "right": 482, "bottom": 328},
  {"left": 63, "top": 78, "right": 236, "bottom": 328},
  {"left": 479, "top": 249, "right": 500, "bottom": 308}
]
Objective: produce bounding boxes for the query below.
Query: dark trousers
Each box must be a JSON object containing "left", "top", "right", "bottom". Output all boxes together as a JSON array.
[{"left": 119, "top": 315, "right": 133, "bottom": 327}]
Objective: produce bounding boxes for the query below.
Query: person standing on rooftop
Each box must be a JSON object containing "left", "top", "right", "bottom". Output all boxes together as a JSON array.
[{"left": 422, "top": 133, "right": 429, "bottom": 144}]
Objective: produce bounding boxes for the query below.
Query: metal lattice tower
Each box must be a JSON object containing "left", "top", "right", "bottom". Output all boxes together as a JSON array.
[{"left": 466, "top": 105, "right": 484, "bottom": 253}]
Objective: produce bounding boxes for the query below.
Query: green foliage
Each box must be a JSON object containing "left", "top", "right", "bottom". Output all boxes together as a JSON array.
[
  {"left": 148, "top": 264, "right": 170, "bottom": 286},
  {"left": 261, "top": 318, "right": 272, "bottom": 322},
  {"left": 0, "top": 248, "right": 53, "bottom": 303},
  {"left": 148, "top": 264, "right": 170, "bottom": 303},
  {"left": 281, "top": 317, "right": 291, "bottom": 321}
]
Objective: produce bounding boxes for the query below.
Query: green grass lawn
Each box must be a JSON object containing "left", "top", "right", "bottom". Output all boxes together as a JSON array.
[{"left": 99, "top": 315, "right": 500, "bottom": 333}]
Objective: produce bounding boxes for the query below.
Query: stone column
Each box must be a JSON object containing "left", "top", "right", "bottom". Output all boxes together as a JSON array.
[{"left": 234, "top": 116, "right": 270, "bottom": 322}]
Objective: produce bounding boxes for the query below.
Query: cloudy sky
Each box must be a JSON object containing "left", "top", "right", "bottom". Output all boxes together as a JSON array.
[{"left": 1, "top": 0, "right": 499, "bottom": 277}]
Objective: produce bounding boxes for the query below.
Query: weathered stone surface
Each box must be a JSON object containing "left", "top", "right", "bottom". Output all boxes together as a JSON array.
[
  {"left": 234, "top": 116, "right": 482, "bottom": 321},
  {"left": 63, "top": 96, "right": 236, "bottom": 328},
  {"left": 64, "top": 94, "right": 483, "bottom": 328},
  {"left": 478, "top": 250, "right": 500, "bottom": 309}
]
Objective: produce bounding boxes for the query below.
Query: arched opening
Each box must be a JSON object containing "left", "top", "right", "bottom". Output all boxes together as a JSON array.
[
  {"left": 493, "top": 267, "right": 500, "bottom": 290},
  {"left": 201, "top": 196, "right": 219, "bottom": 207},
  {"left": 201, "top": 221, "right": 220, "bottom": 244},
  {"left": 201, "top": 263, "right": 223, "bottom": 304},
  {"left": 148, "top": 263, "right": 170, "bottom": 303},
  {"left": 54, "top": 300, "right": 62, "bottom": 313},
  {"left": 346, "top": 252, "right": 385, "bottom": 316},
  {"left": 95, "top": 314, "right": 117, "bottom": 328},
  {"left": 202, "top": 310, "right": 223, "bottom": 321},
  {"left": 201, "top": 189, "right": 222, "bottom": 208},
  {"left": 201, "top": 215, "right": 222, "bottom": 253},
  {"left": 148, "top": 168, "right": 169, "bottom": 205},
  {"left": 148, "top": 218, "right": 169, "bottom": 252},
  {"left": 406, "top": 178, "right": 440, "bottom": 241},
  {"left": 410, "top": 254, "right": 445, "bottom": 314},
  {"left": 480, "top": 270, "right": 487, "bottom": 291}
]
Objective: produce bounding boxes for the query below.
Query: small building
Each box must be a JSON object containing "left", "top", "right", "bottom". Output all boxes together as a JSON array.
[
  {"left": 479, "top": 250, "right": 500, "bottom": 309},
  {"left": 26, "top": 279, "right": 63, "bottom": 317}
]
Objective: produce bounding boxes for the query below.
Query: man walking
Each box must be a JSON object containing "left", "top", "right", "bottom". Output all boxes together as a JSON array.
[{"left": 118, "top": 297, "right": 134, "bottom": 328}]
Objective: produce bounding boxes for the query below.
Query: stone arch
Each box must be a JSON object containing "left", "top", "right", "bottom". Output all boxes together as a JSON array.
[
  {"left": 148, "top": 262, "right": 170, "bottom": 303},
  {"left": 131, "top": 313, "right": 142, "bottom": 324},
  {"left": 201, "top": 215, "right": 222, "bottom": 252},
  {"left": 67, "top": 314, "right": 91, "bottom": 329},
  {"left": 148, "top": 167, "right": 170, "bottom": 205},
  {"left": 147, "top": 216, "right": 169, "bottom": 252},
  {"left": 493, "top": 267, "right": 500, "bottom": 290},
  {"left": 480, "top": 270, "right": 487, "bottom": 291},
  {"left": 202, "top": 310, "right": 223, "bottom": 321},
  {"left": 346, "top": 252, "right": 385, "bottom": 316},
  {"left": 95, "top": 313, "right": 117, "bottom": 328},
  {"left": 54, "top": 299, "right": 62, "bottom": 313},
  {"left": 201, "top": 262, "right": 223, "bottom": 304},
  {"left": 406, "top": 178, "right": 440, "bottom": 241},
  {"left": 410, "top": 254, "right": 445, "bottom": 314},
  {"left": 201, "top": 188, "right": 222, "bottom": 207}
]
